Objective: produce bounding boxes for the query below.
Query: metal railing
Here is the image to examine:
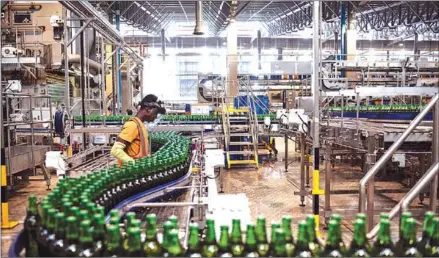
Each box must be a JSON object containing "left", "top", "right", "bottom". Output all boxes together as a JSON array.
[
  {"left": 359, "top": 93, "right": 439, "bottom": 233},
  {"left": 366, "top": 161, "right": 439, "bottom": 239}
]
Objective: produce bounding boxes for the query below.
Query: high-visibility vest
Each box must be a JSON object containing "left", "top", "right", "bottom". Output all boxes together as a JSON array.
[{"left": 118, "top": 117, "right": 149, "bottom": 167}]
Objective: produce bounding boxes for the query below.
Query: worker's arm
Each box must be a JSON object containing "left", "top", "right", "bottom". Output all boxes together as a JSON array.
[
  {"left": 110, "top": 121, "right": 137, "bottom": 163},
  {"left": 110, "top": 142, "right": 134, "bottom": 163}
]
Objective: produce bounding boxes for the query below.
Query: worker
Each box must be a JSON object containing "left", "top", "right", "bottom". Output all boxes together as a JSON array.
[{"left": 110, "top": 94, "right": 166, "bottom": 166}]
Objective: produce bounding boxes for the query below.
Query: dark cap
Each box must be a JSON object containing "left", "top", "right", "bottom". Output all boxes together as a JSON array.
[{"left": 139, "top": 94, "right": 166, "bottom": 115}]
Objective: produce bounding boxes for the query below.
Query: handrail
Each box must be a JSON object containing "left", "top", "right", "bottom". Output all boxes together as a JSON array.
[
  {"left": 359, "top": 93, "right": 438, "bottom": 230},
  {"left": 366, "top": 161, "right": 439, "bottom": 239}
]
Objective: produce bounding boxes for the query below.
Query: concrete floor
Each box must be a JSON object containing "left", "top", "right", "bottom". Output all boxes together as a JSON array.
[{"left": 1, "top": 137, "right": 433, "bottom": 255}]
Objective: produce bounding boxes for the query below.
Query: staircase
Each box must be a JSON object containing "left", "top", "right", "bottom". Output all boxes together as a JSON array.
[{"left": 225, "top": 106, "right": 259, "bottom": 169}]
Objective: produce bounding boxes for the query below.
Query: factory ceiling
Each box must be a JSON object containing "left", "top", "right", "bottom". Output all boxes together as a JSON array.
[{"left": 90, "top": 1, "right": 439, "bottom": 38}]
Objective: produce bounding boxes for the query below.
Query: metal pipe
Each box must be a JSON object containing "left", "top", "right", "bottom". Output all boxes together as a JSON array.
[
  {"left": 67, "top": 19, "right": 92, "bottom": 46},
  {"left": 257, "top": 30, "right": 262, "bottom": 70},
  {"left": 127, "top": 202, "right": 205, "bottom": 209},
  {"left": 359, "top": 93, "right": 439, "bottom": 214},
  {"left": 312, "top": 0, "right": 322, "bottom": 230},
  {"left": 116, "top": 10, "right": 122, "bottom": 114},
  {"left": 430, "top": 98, "right": 439, "bottom": 212},
  {"left": 63, "top": 7, "right": 70, "bottom": 114},
  {"left": 100, "top": 36, "right": 106, "bottom": 117},
  {"left": 194, "top": 1, "right": 204, "bottom": 35},
  {"left": 161, "top": 29, "right": 166, "bottom": 61},
  {"left": 80, "top": 20, "right": 87, "bottom": 150},
  {"left": 402, "top": 162, "right": 439, "bottom": 211}
]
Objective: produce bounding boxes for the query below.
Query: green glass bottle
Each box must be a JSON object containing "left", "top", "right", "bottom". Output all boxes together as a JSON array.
[
  {"left": 400, "top": 218, "right": 422, "bottom": 257},
  {"left": 255, "top": 216, "right": 270, "bottom": 256},
  {"left": 230, "top": 218, "right": 245, "bottom": 257},
  {"left": 144, "top": 214, "right": 162, "bottom": 257},
  {"left": 270, "top": 222, "right": 281, "bottom": 255},
  {"left": 282, "top": 215, "right": 295, "bottom": 256},
  {"left": 348, "top": 219, "right": 371, "bottom": 257},
  {"left": 103, "top": 224, "right": 122, "bottom": 257},
  {"left": 65, "top": 216, "right": 80, "bottom": 257},
  {"left": 162, "top": 221, "right": 174, "bottom": 256},
  {"left": 425, "top": 217, "right": 439, "bottom": 257},
  {"left": 245, "top": 224, "right": 259, "bottom": 257},
  {"left": 78, "top": 210, "right": 89, "bottom": 226},
  {"left": 169, "top": 215, "right": 179, "bottom": 230},
  {"left": 24, "top": 195, "right": 40, "bottom": 257},
  {"left": 168, "top": 229, "right": 185, "bottom": 257},
  {"left": 186, "top": 223, "right": 202, "bottom": 257},
  {"left": 218, "top": 225, "right": 232, "bottom": 257},
  {"left": 49, "top": 212, "right": 67, "bottom": 256},
  {"left": 124, "top": 212, "right": 136, "bottom": 229},
  {"left": 45, "top": 208, "right": 57, "bottom": 257},
  {"left": 92, "top": 214, "right": 106, "bottom": 256},
  {"left": 395, "top": 212, "right": 413, "bottom": 255},
  {"left": 124, "top": 227, "right": 143, "bottom": 256},
  {"left": 356, "top": 213, "right": 367, "bottom": 223},
  {"left": 37, "top": 203, "right": 52, "bottom": 256},
  {"left": 322, "top": 220, "right": 344, "bottom": 257},
  {"left": 202, "top": 219, "right": 219, "bottom": 257},
  {"left": 273, "top": 229, "right": 287, "bottom": 257},
  {"left": 296, "top": 220, "right": 312, "bottom": 257},
  {"left": 417, "top": 211, "right": 435, "bottom": 255},
  {"left": 109, "top": 217, "right": 120, "bottom": 227},
  {"left": 306, "top": 215, "right": 321, "bottom": 256},
  {"left": 372, "top": 219, "right": 395, "bottom": 257},
  {"left": 78, "top": 220, "right": 96, "bottom": 257}
]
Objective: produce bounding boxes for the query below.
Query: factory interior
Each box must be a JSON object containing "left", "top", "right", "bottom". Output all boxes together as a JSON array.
[{"left": 1, "top": 0, "right": 439, "bottom": 257}]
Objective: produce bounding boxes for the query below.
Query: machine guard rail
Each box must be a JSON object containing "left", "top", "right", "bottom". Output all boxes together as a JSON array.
[
  {"left": 359, "top": 93, "right": 438, "bottom": 233},
  {"left": 366, "top": 161, "right": 439, "bottom": 239}
]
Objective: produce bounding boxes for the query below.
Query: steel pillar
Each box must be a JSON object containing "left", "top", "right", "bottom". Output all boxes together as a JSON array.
[
  {"left": 312, "top": 1, "right": 324, "bottom": 232},
  {"left": 116, "top": 10, "right": 122, "bottom": 114},
  {"left": 227, "top": 18, "right": 238, "bottom": 99},
  {"left": 430, "top": 99, "right": 439, "bottom": 212}
]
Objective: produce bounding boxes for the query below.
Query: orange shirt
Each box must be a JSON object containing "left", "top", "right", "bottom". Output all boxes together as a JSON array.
[{"left": 118, "top": 117, "right": 149, "bottom": 158}]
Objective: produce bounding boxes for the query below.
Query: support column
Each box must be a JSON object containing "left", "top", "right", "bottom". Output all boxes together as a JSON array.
[
  {"left": 430, "top": 98, "right": 439, "bottom": 212},
  {"left": 257, "top": 30, "right": 262, "bottom": 70},
  {"left": 63, "top": 7, "right": 70, "bottom": 113},
  {"left": 122, "top": 58, "right": 132, "bottom": 114},
  {"left": 161, "top": 29, "right": 166, "bottom": 62},
  {"left": 346, "top": 4, "right": 357, "bottom": 82},
  {"left": 413, "top": 33, "right": 419, "bottom": 61},
  {"left": 312, "top": 1, "right": 324, "bottom": 233},
  {"left": 80, "top": 20, "right": 87, "bottom": 150},
  {"left": 227, "top": 19, "right": 238, "bottom": 99},
  {"left": 365, "top": 135, "right": 377, "bottom": 231},
  {"left": 116, "top": 9, "right": 122, "bottom": 114},
  {"left": 277, "top": 47, "right": 283, "bottom": 61}
]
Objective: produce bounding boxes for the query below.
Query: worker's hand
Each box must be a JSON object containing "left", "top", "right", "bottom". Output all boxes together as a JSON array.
[{"left": 111, "top": 141, "right": 134, "bottom": 163}]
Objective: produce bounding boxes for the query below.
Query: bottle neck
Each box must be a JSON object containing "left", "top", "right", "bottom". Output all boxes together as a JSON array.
[
  {"left": 296, "top": 225, "right": 309, "bottom": 250},
  {"left": 218, "top": 228, "right": 230, "bottom": 251},
  {"left": 245, "top": 227, "right": 257, "bottom": 251},
  {"left": 231, "top": 223, "right": 242, "bottom": 244},
  {"left": 376, "top": 222, "right": 392, "bottom": 247},
  {"left": 205, "top": 224, "right": 217, "bottom": 244},
  {"left": 145, "top": 225, "right": 158, "bottom": 241},
  {"left": 187, "top": 228, "right": 200, "bottom": 252},
  {"left": 256, "top": 220, "right": 268, "bottom": 243}
]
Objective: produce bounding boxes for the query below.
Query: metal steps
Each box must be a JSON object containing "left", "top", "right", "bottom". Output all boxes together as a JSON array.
[
  {"left": 230, "top": 132, "right": 252, "bottom": 137},
  {"left": 229, "top": 142, "right": 253, "bottom": 146},
  {"left": 229, "top": 125, "right": 249, "bottom": 129}
]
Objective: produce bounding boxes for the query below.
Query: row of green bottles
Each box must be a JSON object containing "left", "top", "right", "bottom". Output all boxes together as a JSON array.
[
  {"left": 328, "top": 104, "right": 426, "bottom": 113},
  {"left": 24, "top": 200, "right": 439, "bottom": 258},
  {"left": 25, "top": 132, "right": 192, "bottom": 257},
  {"left": 73, "top": 114, "right": 277, "bottom": 122}
]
